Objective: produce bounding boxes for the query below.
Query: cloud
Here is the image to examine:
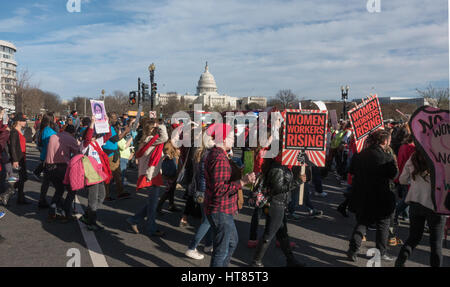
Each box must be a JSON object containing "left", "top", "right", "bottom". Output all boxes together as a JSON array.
[{"left": 12, "top": 0, "right": 449, "bottom": 101}]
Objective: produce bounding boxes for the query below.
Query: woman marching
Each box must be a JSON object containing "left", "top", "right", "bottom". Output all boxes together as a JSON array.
[
  {"left": 395, "top": 149, "right": 447, "bottom": 267},
  {"left": 9, "top": 113, "right": 30, "bottom": 205},
  {"left": 251, "top": 133, "right": 306, "bottom": 267},
  {"left": 74, "top": 116, "right": 113, "bottom": 230},
  {"left": 126, "top": 119, "right": 168, "bottom": 237}
]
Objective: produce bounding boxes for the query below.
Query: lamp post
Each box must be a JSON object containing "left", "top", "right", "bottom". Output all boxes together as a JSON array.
[
  {"left": 149, "top": 63, "right": 155, "bottom": 111},
  {"left": 341, "top": 85, "right": 349, "bottom": 120}
]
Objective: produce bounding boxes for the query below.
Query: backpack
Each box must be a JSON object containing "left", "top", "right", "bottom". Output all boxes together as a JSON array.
[{"left": 162, "top": 156, "right": 177, "bottom": 178}]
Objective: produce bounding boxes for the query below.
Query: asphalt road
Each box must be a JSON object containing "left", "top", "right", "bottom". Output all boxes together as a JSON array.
[{"left": 0, "top": 144, "right": 448, "bottom": 267}]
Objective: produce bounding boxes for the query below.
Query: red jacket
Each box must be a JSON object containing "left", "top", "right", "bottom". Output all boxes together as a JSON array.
[{"left": 395, "top": 143, "right": 415, "bottom": 183}]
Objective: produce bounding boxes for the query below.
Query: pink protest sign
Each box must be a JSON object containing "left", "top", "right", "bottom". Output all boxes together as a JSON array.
[{"left": 409, "top": 106, "right": 450, "bottom": 215}]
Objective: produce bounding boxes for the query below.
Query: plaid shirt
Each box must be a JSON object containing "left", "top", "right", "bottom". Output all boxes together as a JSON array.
[{"left": 204, "top": 147, "right": 242, "bottom": 215}]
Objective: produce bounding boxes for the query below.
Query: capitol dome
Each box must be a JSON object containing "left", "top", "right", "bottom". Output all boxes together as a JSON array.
[{"left": 197, "top": 62, "right": 218, "bottom": 94}]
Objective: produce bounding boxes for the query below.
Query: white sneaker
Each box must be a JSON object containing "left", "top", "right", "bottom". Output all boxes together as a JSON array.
[
  {"left": 185, "top": 249, "right": 204, "bottom": 260},
  {"left": 314, "top": 192, "right": 328, "bottom": 198},
  {"left": 204, "top": 245, "right": 213, "bottom": 253}
]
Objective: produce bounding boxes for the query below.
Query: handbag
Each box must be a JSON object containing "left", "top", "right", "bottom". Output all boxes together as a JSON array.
[{"left": 248, "top": 175, "right": 269, "bottom": 208}]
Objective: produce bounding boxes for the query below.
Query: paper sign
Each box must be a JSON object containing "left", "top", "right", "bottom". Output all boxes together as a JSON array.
[
  {"left": 313, "top": 101, "right": 327, "bottom": 111},
  {"left": 330, "top": 110, "right": 338, "bottom": 130},
  {"left": 409, "top": 106, "right": 450, "bottom": 215},
  {"left": 282, "top": 109, "right": 328, "bottom": 167},
  {"left": 90, "top": 100, "right": 110, "bottom": 134},
  {"left": 348, "top": 95, "right": 384, "bottom": 152}
]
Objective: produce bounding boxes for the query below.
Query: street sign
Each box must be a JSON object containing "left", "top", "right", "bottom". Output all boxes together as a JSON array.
[{"left": 149, "top": 111, "right": 157, "bottom": 118}]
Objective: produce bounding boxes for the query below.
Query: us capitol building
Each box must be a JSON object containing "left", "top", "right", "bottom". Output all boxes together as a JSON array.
[{"left": 156, "top": 62, "right": 267, "bottom": 110}]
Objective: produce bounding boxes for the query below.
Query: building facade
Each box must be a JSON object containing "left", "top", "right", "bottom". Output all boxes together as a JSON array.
[
  {"left": 0, "top": 40, "right": 17, "bottom": 112},
  {"left": 155, "top": 63, "right": 268, "bottom": 110}
]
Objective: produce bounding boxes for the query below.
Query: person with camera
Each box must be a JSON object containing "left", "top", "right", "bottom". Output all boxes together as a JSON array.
[
  {"left": 126, "top": 119, "right": 168, "bottom": 237},
  {"left": 102, "top": 112, "right": 134, "bottom": 201}
]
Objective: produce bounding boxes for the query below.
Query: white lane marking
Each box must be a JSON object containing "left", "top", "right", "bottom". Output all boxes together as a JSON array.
[{"left": 74, "top": 195, "right": 109, "bottom": 267}]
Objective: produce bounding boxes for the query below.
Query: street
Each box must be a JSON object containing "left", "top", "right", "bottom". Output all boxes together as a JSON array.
[{"left": 0, "top": 144, "right": 448, "bottom": 267}]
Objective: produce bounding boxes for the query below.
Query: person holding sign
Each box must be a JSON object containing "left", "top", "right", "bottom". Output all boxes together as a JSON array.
[
  {"left": 252, "top": 139, "right": 307, "bottom": 267},
  {"left": 102, "top": 112, "right": 135, "bottom": 201}
]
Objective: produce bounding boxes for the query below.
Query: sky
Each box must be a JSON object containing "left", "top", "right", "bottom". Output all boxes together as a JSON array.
[{"left": 0, "top": 0, "right": 448, "bottom": 101}]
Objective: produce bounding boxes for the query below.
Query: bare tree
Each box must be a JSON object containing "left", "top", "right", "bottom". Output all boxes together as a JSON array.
[
  {"left": 274, "top": 89, "right": 299, "bottom": 109},
  {"left": 416, "top": 84, "right": 449, "bottom": 109}
]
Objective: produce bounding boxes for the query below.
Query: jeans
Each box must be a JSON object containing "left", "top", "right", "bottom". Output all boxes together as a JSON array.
[
  {"left": 288, "top": 183, "right": 314, "bottom": 214},
  {"left": 396, "top": 203, "right": 446, "bottom": 267},
  {"left": 119, "top": 158, "right": 128, "bottom": 183},
  {"left": 129, "top": 186, "right": 162, "bottom": 235},
  {"left": 39, "top": 167, "right": 51, "bottom": 203},
  {"left": 188, "top": 203, "right": 213, "bottom": 250},
  {"left": 87, "top": 183, "right": 106, "bottom": 212},
  {"left": 395, "top": 185, "right": 410, "bottom": 220},
  {"left": 349, "top": 214, "right": 391, "bottom": 256},
  {"left": 207, "top": 212, "right": 238, "bottom": 267},
  {"left": 48, "top": 164, "right": 76, "bottom": 216},
  {"left": 249, "top": 207, "right": 263, "bottom": 240}
]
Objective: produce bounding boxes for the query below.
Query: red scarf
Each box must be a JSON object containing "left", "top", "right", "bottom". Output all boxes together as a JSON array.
[
  {"left": 136, "top": 134, "right": 164, "bottom": 168},
  {"left": 91, "top": 141, "right": 112, "bottom": 184}
]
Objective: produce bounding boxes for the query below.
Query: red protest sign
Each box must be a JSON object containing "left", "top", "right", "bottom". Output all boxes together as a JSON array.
[
  {"left": 348, "top": 95, "right": 384, "bottom": 152},
  {"left": 282, "top": 109, "right": 328, "bottom": 167}
]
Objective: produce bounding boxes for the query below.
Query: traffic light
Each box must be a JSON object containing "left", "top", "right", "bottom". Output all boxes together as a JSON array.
[
  {"left": 142, "top": 83, "right": 149, "bottom": 102},
  {"left": 151, "top": 83, "right": 157, "bottom": 96},
  {"left": 129, "top": 91, "right": 137, "bottom": 105}
]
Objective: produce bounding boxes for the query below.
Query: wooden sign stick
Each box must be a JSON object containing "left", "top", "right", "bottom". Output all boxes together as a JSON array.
[{"left": 299, "top": 165, "right": 305, "bottom": 205}]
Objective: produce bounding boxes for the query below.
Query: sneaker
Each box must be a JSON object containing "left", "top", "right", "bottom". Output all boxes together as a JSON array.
[
  {"left": 7, "top": 177, "right": 18, "bottom": 183},
  {"left": 117, "top": 193, "right": 131, "bottom": 200},
  {"left": 309, "top": 210, "right": 323, "bottom": 217},
  {"left": 126, "top": 217, "right": 139, "bottom": 234},
  {"left": 287, "top": 213, "right": 301, "bottom": 220},
  {"left": 179, "top": 219, "right": 188, "bottom": 227},
  {"left": 185, "top": 249, "right": 204, "bottom": 260},
  {"left": 0, "top": 212, "right": 5, "bottom": 219},
  {"left": 314, "top": 192, "right": 328, "bottom": 198},
  {"left": 381, "top": 254, "right": 394, "bottom": 262},
  {"left": 204, "top": 245, "right": 213, "bottom": 253},
  {"left": 247, "top": 240, "right": 258, "bottom": 248}
]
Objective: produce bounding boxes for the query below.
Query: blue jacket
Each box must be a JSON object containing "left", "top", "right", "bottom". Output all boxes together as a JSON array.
[{"left": 40, "top": 126, "right": 57, "bottom": 161}]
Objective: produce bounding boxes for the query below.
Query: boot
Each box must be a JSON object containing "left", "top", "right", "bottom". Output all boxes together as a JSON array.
[
  {"left": 251, "top": 239, "right": 271, "bottom": 267},
  {"left": 0, "top": 185, "right": 16, "bottom": 206},
  {"left": 279, "top": 237, "right": 306, "bottom": 267},
  {"left": 17, "top": 190, "right": 30, "bottom": 205}
]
